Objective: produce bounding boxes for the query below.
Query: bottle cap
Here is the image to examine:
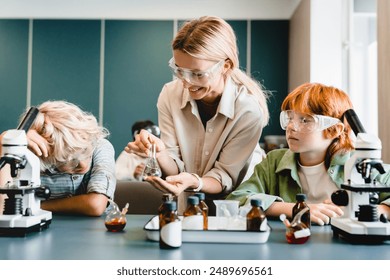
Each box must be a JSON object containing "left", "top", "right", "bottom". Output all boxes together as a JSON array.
[
  {"left": 164, "top": 201, "right": 177, "bottom": 211},
  {"left": 250, "top": 198, "right": 263, "bottom": 207},
  {"left": 162, "top": 193, "right": 173, "bottom": 202},
  {"left": 296, "top": 193, "right": 307, "bottom": 201},
  {"left": 194, "top": 192, "right": 205, "bottom": 200},
  {"left": 187, "top": 196, "right": 199, "bottom": 205}
]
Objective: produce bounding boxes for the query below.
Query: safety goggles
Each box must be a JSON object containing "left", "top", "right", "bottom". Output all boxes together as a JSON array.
[
  {"left": 280, "top": 110, "right": 341, "bottom": 133},
  {"left": 168, "top": 58, "right": 224, "bottom": 86}
]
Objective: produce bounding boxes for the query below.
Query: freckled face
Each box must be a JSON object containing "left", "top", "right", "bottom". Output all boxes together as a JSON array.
[{"left": 286, "top": 123, "right": 332, "bottom": 155}]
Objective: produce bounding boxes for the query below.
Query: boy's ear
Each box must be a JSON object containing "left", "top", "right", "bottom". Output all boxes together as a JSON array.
[{"left": 326, "top": 123, "right": 345, "bottom": 139}]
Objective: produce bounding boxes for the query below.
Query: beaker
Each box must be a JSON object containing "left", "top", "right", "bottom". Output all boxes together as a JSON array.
[{"left": 213, "top": 200, "right": 241, "bottom": 230}]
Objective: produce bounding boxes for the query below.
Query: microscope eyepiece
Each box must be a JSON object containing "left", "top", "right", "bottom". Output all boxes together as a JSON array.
[
  {"left": 17, "top": 107, "right": 39, "bottom": 132},
  {"left": 343, "top": 109, "right": 366, "bottom": 135}
]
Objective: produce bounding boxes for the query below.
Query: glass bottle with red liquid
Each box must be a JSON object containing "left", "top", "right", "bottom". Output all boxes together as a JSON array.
[
  {"left": 280, "top": 207, "right": 311, "bottom": 244},
  {"left": 105, "top": 200, "right": 128, "bottom": 232}
]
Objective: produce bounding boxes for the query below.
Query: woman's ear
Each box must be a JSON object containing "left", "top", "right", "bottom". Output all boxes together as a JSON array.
[{"left": 223, "top": 59, "right": 232, "bottom": 74}]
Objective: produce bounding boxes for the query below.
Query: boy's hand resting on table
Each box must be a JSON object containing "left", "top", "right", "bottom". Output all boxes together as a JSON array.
[{"left": 308, "top": 199, "right": 344, "bottom": 226}]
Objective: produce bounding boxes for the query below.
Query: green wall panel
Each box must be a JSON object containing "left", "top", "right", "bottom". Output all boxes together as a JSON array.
[
  {"left": 251, "top": 20, "right": 289, "bottom": 139},
  {"left": 0, "top": 20, "right": 29, "bottom": 131},
  {"left": 0, "top": 19, "right": 288, "bottom": 156},
  {"left": 228, "top": 20, "right": 247, "bottom": 71},
  {"left": 104, "top": 20, "right": 173, "bottom": 157},
  {"left": 31, "top": 20, "right": 101, "bottom": 117}
]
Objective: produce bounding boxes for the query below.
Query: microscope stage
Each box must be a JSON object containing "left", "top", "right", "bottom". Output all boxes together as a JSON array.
[
  {"left": 331, "top": 217, "right": 390, "bottom": 243},
  {"left": 0, "top": 210, "right": 52, "bottom": 237}
]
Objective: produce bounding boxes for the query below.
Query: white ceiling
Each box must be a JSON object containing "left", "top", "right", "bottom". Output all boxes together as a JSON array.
[{"left": 0, "top": 0, "right": 302, "bottom": 20}]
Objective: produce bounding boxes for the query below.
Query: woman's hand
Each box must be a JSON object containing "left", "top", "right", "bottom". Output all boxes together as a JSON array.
[
  {"left": 26, "top": 129, "right": 49, "bottom": 157},
  {"left": 133, "top": 163, "right": 145, "bottom": 180},
  {"left": 308, "top": 200, "right": 344, "bottom": 226},
  {"left": 125, "top": 129, "right": 165, "bottom": 157},
  {"left": 145, "top": 172, "right": 199, "bottom": 196}
]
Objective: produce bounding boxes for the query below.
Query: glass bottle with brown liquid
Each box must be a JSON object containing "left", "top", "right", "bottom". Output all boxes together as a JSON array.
[
  {"left": 194, "top": 192, "right": 208, "bottom": 230},
  {"left": 159, "top": 201, "right": 181, "bottom": 249},
  {"left": 246, "top": 198, "right": 267, "bottom": 232},
  {"left": 292, "top": 193, "right": 311, "bottom": 229},
  {"left": 182, "top": 196, "right": 203, "bottom": 230},
  {"left": 158, "top": 193, "right": 174, "bottom": 221}
]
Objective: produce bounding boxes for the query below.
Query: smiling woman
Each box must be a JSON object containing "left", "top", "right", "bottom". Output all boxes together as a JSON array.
[{"left": 125, "top": 16, "right": 270, "bottom": 213}]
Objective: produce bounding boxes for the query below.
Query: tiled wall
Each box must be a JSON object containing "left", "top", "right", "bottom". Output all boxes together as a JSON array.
[{"left": 0, "top": 19, "right": 288, "bottom": 157}]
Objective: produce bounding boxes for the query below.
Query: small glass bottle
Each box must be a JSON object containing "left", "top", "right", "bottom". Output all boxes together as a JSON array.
[
  {"left": 158, "top": 193, "right": 174, "bottom": 219},
  {"left": 182, "top": 196, "right": 203, "bottom": 230},
  {"left": 246, "top": 198, "right": 267, "bottom": 232},
  {"left": 159, "top": 201, "right": 181, "bottom": 249},
  {"left": 194, "top": 192, "right": 208, "bottom": 230},
  {"left": 292, "top": 193, "right": 311, "bottom": 229}
]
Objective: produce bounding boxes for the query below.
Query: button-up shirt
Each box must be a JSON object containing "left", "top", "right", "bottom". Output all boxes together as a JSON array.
[{"left": 157, "top": 77, "right": 265, "bottom": 197}]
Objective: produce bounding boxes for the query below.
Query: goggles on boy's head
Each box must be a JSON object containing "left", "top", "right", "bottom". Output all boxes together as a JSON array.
[
  {"left": 168, "top": 58, "right": 224, "bottom": 86},
  {"left": 280, "top": 110, "right": 341, "bottom": 133}
]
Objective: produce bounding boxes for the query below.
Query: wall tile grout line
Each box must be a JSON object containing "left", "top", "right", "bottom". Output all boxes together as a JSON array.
[
  {"left": 99, "top": 19, "right": 105, "bottom": 126},
  {"left": 26, "top": 19, "right": 33, "bottom": 108}
]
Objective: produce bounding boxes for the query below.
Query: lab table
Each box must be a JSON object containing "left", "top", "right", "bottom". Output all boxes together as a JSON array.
[{"left": 0, "top": 214, "right": 389, "bottom": 260}]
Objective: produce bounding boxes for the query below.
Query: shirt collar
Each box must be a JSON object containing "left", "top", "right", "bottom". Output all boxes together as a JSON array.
[
  {"left": 180, "top": 77, "right": 237, "bottom": 119},
  {"left": 275, "top": 149, "right": 351, "bottom": 173}
]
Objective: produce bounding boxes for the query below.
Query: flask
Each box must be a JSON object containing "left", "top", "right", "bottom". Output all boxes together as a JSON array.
[
  {"left": 281, "top": 208, "right": 311, "bottom": 244},
  {"left": 194, "top": 192, "right": 208, "bottom": 230},
  {"left": 292, "top": 193, "right": 310, "bottom": 229},
  {"left": 159, "top": 201, "right": 181, "bottom": 249},
  {"left": 182, "top": 196, "right": 203, "bottom": 230},
  {"left": 105, "top": 200, "right": 128, "bottom": 232},
  {"left": 246, "top": 198, "right": 267, "bottom": 232},
  {"left": 143, "top": 143, "right": 162, "bottom": 178}
]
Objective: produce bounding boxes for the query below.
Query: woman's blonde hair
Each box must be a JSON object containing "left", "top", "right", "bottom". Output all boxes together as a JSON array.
[
  {"left": 25, "top": 100, "right": 109, "bottom": 171},
  {"left": 281, "top": 82, "right": 354, "bottom": 166},
  {"left": 172, "top": 16, "right": 269, "bottom": 127}
]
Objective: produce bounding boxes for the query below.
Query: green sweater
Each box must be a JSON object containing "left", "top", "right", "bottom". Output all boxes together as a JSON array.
[{"left": 226, "top": 149, "right": 390, "bottom": 210}]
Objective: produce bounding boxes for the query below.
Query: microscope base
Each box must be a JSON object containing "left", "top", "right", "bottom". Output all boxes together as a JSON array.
[
  {"left": 331, "top": 218, "right": 390, "bottom": 244},
  {"left": 0, "top": 210, "right": 52, "bottom": 237}
]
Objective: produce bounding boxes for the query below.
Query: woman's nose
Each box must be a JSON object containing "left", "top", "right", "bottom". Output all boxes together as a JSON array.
[{"left": 182, "top": 79, "right": 192, "bottom": 88}]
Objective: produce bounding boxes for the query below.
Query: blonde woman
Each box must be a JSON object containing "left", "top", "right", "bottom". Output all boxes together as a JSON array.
[
  {"left": 0, "top": 101, "right": 116, "bottom": 216},
  {"left": 126, "top": 16, "right": 269, "bottom": 212}
]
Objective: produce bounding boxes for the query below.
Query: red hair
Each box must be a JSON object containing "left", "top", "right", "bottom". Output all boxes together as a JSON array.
[{"left": 282, "top": 83, "right": 354, "bottom": 166}]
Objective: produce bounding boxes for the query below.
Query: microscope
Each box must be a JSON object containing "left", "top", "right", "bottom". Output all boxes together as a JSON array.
[
  {"left": 330, "top": 109, "right": 390, "bottom": 243},
  {"left": 0, "top": 107, "right": 52, "bottom": 237}
]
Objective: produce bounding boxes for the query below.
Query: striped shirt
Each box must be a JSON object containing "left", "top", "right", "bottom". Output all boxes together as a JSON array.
[{"left": 40, "top": 139, "right": 116, "bottom": 200}]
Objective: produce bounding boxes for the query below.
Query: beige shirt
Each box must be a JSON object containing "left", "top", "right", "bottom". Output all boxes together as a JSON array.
[
  {"left": 157, "top": 77, "right": 265, "bottom": 197},
  {"left": 115, "top": 151, "right": 147, "bottom": 181},
  {"left": 298, "top": 161, "right": 338, "bottom": 203}
]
